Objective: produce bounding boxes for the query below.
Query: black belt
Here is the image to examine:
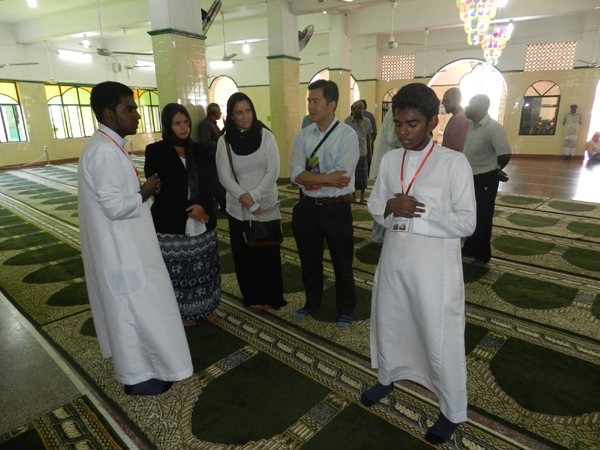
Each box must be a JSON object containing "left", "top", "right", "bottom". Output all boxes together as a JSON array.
[{"left": 302, "top": 195, "right": 352, "bottom": 205}]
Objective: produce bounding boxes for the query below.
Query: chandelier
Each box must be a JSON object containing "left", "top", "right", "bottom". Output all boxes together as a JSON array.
[
  {"left": 456, "top": 0, "right": 499, "bottom": 45},
  {"left": 481, "top": 23, "right": 514, "bottom": 65}
]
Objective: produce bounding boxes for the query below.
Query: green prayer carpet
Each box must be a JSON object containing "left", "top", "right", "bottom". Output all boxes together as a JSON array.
[
  {"left": 490, "top": 338, "right": 600, "bottom": 416},
  {"left": 492, "top": 274, "right": 576, "bottom": 310},
  {"left": 191, "top": 352, "right": 330, "bottom": 445}
]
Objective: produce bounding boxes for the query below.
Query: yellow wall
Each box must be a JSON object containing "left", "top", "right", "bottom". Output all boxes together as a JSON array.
[
  {"left": 2, "top": 67, "right": 599, "bottom": 169},
  {"left": 0, "top": 81, "right": 160, "bottom": 168}
]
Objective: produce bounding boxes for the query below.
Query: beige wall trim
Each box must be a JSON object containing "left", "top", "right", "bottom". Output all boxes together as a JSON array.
[
  {"left": 328, "top": 68, "right": 352, "bottom": 73},
  {"left": 147, "top": 28, "right": 206, "bottom": 40}
]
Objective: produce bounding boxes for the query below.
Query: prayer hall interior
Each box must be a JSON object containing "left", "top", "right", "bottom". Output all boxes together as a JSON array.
[{"left": 1, "top": 1, "right": 600, "bottom": 449}]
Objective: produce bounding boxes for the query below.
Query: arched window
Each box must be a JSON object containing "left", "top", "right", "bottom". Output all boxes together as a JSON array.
[
  {"left": 519, "top": 81, "right": 561, "bottom": 135},
  {"left": 210, "top": 76, "right": 238, "bottom": 122},
  {"left": 0, "top": 82, "right": 27, "bottom": 143},
  {"left": 45, "top": 85, "right": 95, "bottom": 139},
  {"left": 132, "top": 89, "right": 160, "bottom": 134},
  {"left": 381, "top": 88, "right": 397, "bottom": 121},
  {"left": 306, "top": 70, "right": 359, "bottom": 114}
]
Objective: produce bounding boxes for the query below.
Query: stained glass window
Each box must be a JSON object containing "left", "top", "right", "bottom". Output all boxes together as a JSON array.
[
  {"left": 0, "top": 82, "right": 27, "bottom": 143},
  {"left": 45, "top": 85, "right": 95, "bottom": 139},
  {"left": 132, "top": 89, "right": 160, "bottom": 134}
]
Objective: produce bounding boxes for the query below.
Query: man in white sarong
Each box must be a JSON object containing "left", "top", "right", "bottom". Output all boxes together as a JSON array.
[
  {"left": 78, "top": 81, "right": 193, "bottom": 395},
  {"left": 562, "top": 103, "right": 582, "bottom": 159},
  {"left": 363, "top": 83, "right": 476, "bottom": 444}
]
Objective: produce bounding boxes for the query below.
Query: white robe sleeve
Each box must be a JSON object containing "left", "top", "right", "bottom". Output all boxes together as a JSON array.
[
  {"left": 367, "top": 152, "right": 395, "bottom": 230},
  {"left": 412, "top": 156, "right": 476, "bottom": 239},
  {"left": 87, "top": 144, "right": 144, "bottom": 221}
]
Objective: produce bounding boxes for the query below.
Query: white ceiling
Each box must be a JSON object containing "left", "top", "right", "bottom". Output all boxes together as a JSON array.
[{"left": 1, "top": 0, "right": 599, "bottom": 74}]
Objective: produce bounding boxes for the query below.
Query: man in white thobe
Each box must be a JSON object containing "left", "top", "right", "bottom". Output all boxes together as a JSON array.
[
  {"left": 78, "top": 81, "right": 193, "bottom": 395},
  {"left": 562, "top": 103, "right": 582, "bottom": 159},
  {"left": 363, "top": 83, "right": 476, "bottom": 444},
  {"left": 369, "top": 106, "right": 403, "bottom": 243}
]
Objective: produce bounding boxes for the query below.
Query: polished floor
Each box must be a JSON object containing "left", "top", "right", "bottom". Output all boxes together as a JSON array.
[{"left": 0, "top": 156, "right": 597, "bottom": 448}]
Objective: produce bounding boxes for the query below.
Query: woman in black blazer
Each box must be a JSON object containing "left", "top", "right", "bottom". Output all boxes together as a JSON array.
[{"left": 144, "top": 103, "right": 220, "bottom": 326}]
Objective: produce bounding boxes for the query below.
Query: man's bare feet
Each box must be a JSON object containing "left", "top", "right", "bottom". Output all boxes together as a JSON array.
[
  {"left": 183, "top": 320, "right": 196, "bottom": 327},
  {"left": 205, "top": 312, "right": 218, "bottom": 321}
]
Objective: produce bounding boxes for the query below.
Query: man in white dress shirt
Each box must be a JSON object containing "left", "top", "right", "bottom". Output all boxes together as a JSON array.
[
  {"left": 290, "top": 80, "right": 360, "bottom": 327},
  {"left": 78, "top": 81, "right": 193, "bottom": 395}
]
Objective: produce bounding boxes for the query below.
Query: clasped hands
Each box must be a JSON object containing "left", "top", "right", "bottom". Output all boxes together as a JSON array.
[
  {"left": 385, "top": 194, "right": 425, "bottom": 218},
  {"left": 239, "top": 192, "right": 262, "bottom": 215},
  {"left": 186, "top": 204, "right": 209, "bottom": 223}
]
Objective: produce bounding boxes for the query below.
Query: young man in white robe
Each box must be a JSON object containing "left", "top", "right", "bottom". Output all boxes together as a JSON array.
[
  {"left": 363, "top": 83, "right": 476, "bottom": 444},
  {"left": 78, "top": 81, "right": 193, "bottom": 395}
]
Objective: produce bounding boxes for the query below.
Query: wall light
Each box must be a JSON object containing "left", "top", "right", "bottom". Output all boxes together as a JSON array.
[
  {"left": 27, "top": 0, "right": 37, "bottom": 7},
  {"left": 82, "top": 35, "right": 91, "bottom": 48},
  {"left": 243, "top": 41, "right": 250, "bottom": 54},
  {"left": 209, "top": 60, "right": 233, "bottom": 69}
]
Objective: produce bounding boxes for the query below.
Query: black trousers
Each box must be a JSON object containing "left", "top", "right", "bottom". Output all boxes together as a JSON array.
[
  {"left": 228, "top": 215, "right": 286, "bottom": 309},
  {"left": 291, "top": 198, "right": 357, "bottom": 316},
  {"left": 462, "top": 169, "right": 499, "bottom": 263}
]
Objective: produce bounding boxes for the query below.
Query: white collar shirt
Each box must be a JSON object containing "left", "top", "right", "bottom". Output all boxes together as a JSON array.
[
  {"left": 290, "top": 118, "right": 360, "bottom": 197},
  {"left": 463, "top": 114, "right": 512, "bottom": 175}
]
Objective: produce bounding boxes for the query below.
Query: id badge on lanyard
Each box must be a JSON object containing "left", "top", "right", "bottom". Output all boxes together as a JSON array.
[
  {"left": 305, "top": 156, "right": 322, "bottom": 191},
  {"left": 390, "top": 143, "right": 434, "bottom": 233}
]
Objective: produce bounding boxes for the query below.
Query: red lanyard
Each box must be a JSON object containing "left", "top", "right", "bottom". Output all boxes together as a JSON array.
[
  {"left": 98, "top": 130, "right": 140, "bottom": 184},
  {"left": 400, "top": 141, "right": 435, "bottom": 196}
]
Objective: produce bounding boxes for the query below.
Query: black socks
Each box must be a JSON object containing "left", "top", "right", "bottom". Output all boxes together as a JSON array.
[
  {"left": 360, "top": 382, "right": 393, "bottom": 407},
  {"left": 425, "top": 413, "right": 460, "bottom": 444}
]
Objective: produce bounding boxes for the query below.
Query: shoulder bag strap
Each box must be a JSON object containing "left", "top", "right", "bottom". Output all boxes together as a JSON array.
[
  {"left": 309, "top": 120, "right": 340, "bottom": 159},
  {"left": 225, "top": 137, "right": 240, "bottom": 185}
]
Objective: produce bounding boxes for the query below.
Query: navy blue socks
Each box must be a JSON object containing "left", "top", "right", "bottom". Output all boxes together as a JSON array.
[
  {"left": 360, "top": 382, "right": 393, "bottom": 407},
  {"left": 124, "top": 378, "right": 173, "bottom": 396},
  {"left": 425, "top": 413, "right": 460, "bottom": 444}
]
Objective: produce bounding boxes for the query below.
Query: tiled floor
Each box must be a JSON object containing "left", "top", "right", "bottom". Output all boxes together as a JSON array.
[
  {"left": 0, "top": 293, "right": 142, "bottom": 448},
  {"left": 1, "top": 156, "right": 598, "bottom": 449}
]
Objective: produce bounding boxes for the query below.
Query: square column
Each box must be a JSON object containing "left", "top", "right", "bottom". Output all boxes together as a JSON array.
[
  {"left": 329, "top": 69, "right": 352, "bottom": 122},
  {"left": 268, "top": 56, "right": 300, "bottom": 178},
  {"left": 267, "top": 0, "right": 300, "bottom": 179},
  {"left": 149, "top": 29, "right": 209, "bottom": 141}
]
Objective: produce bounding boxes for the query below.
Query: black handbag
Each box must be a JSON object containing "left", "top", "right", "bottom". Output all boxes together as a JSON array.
[
  {"left": 242, "top": 218, "right": 283, "bottom": 247},
  {"left": 225, "top": 138, "right": 283, "bottom": 247}
]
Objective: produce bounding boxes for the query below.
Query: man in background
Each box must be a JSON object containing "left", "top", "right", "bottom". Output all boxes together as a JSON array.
[
  {"left": 200, "top": 102, "right": 226, "bottom": 209},
  {"left": 586, "top": 132, "right": 600, "bottom": 161},
  {"left": 562, "top": 103, "right": 582, "bottom": 160},
  {"left": 462, "top": 94, "right": 512, "bottom": 266},
  {"left": 441, "top": 88, "right": 470, "bottom": 152},
  {"left": 361, "top": 99, "right": 377, "bottom": 175}
]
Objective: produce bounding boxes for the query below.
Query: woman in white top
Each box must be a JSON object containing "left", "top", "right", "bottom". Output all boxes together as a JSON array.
[{"left": 216, "top": 92, "right": 286, "bottom": 311}]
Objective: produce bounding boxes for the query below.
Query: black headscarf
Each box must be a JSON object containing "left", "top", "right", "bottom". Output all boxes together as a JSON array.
[
  {"left": 160, "top": 103, "right": 200, "bottom": 204},
  {"left": 224, "top": 92, "right": 269, "bottom": 156}
]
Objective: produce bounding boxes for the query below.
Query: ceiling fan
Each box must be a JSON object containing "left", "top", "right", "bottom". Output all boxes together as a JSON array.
[
  {"left": 578, "top": 26, "right": 600, "bottom": 67},
  {"left": 386, "top": 1, "right": 420, "bottom": 50},
  {"left": 80, "top": 0, "right": 152, "bottom": 57},
  {"left": 0, "top": 62, "right": 39, "bottom": 69},
  {"left": 215, "top": 12, "right": 242, "bottom": 62}
]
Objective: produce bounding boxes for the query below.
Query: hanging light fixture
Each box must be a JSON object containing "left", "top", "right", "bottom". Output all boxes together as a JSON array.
[
  {"left": 481, "top": 22, "right": 514, "bottom": 65},
  {"left": 243, "top": 41, "right": 250, "bottom": 54},
  {"left": 27, "top": 0, "right": 37, "bottom": 7},
  {"left": 82, "top": 35, "right": 91, "bottom": 48},
  {"left": 456, "top": 0, "right": 500, "bottom": 45}
]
